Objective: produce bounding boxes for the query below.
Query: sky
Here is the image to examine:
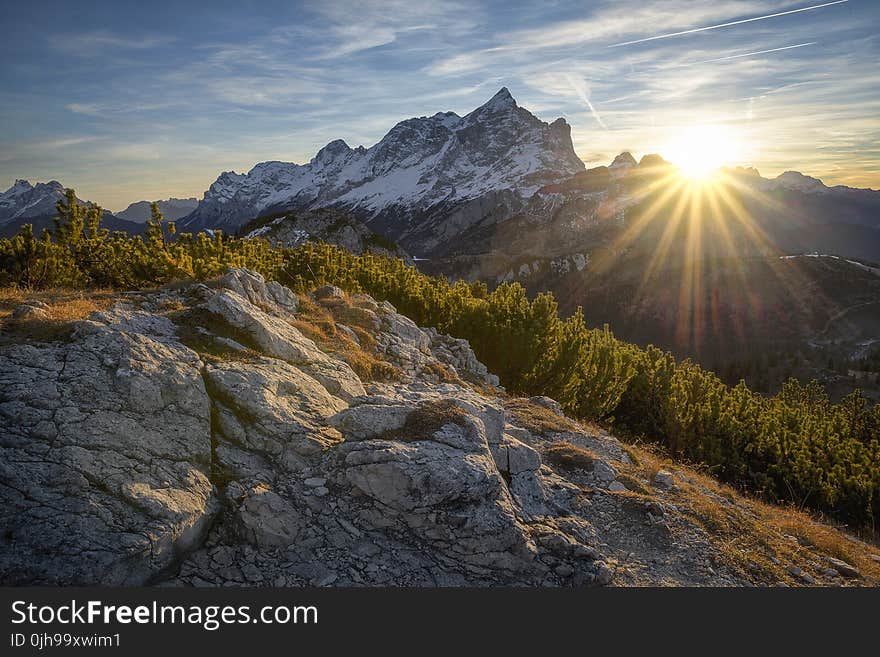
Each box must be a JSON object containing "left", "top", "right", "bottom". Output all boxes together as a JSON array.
[{"left": 0, "top": 0, "right": 878, "bottom": 210}]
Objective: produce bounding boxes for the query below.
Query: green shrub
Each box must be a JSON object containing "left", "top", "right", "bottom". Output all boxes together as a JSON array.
[{"left": 2, "top": 191, "right": 878, "bottom": 530}]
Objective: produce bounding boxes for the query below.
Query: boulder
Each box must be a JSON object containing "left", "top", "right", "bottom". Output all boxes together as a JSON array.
[
  {"left": 0, "top": 309, "right": 217, "bottom": 585},
  {"left": 206, "top": 357, "right": 346, "bottom": 461},
  {"left": 230, "top": 483, "right": 303, "bottom": 547},
  {"left": 328, "top": 402, "right": 413, "bottom": 440},
  {"left": 11, "top": 302, "right": 50, "bottom": 320},
  {"left": 826, "top": 557, "right": 860, "bottom": 579},
  {"left": 218, "top": 268, "right": 298, "bottom": 313},
  {"left": 205, "top": 290, "right": 364, "bottom": 401},
  {"left": 529, "top": 396, "right": 564, "bottom": 416},
  {"left": 314, "top": 285, "right": 345, "bottom": 301}
]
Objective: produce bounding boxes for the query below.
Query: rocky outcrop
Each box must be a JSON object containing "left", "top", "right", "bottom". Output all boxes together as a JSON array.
[
  {"left": 240, "top": 209, "right": 411, "bottom": 262},
  {"left": 0, "top": 307, "right": 217, "bottom": 585},
  {"left": 2, "top": 269, "right": 871, "bottom": 587}
]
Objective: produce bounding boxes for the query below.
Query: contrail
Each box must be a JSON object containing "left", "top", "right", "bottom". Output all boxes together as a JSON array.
[
  {"left": 607, "top": 1, "right": 848, "bottom": 48},
  {"left": 691, "top": 41, "right": 817, "bottom": 64},
  {"left": 565, "top": 73, "right": 607, "bottom": 129}
]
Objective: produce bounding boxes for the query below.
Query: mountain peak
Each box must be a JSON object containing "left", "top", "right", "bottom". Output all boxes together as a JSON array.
[
  {"left": 480, "top": 87, "right": 517, "bottom": 111},
  {"left": 182, "top": 87, "right": 584, "bottom": 233},
  {"left": 610, "top": 152, "right": 637, "bottom": 168},
  {"left": 117, "top": 197, "right": 200, "bottom": 223},
  {"left": 3, "top": 180, "right": 34, "bottom": 199},
  {"left": 774, "top": 170, "right": 827, "bottom": 193},
  {"left": 313, "top": 139, "right": 352, "bottom": 166},
  {"left": 638, "top": 154, "right": 670, "bottom": 169},
  {"left": 0, "top": 179, "right": 89, "bottom": 225}
]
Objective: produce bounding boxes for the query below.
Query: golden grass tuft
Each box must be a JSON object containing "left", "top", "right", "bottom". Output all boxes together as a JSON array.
[
  {"left": 504, "top": 398, "right": 581, "bottom": 435},
  {"left": 385, "top": 399, "right": 469, "bottom": 443},
  {"left": 0, "top": 288, "right": 115, "bottom": 344},
  {"left": 421, "top": 361, "right": 465, "bottom": 385},
  {"left": 544, "top": 442, "right": 597, "bottom": 472},
  {"left": 293, "top": 292, "right": 401, "bottom": 381}
]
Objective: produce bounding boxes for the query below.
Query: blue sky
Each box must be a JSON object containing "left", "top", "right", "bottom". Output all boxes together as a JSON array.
[{"left": 1, "top": 0, "right": 877, "bottom": 209}]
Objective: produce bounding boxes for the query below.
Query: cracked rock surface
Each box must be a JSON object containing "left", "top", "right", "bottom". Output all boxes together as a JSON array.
[{"left": 3, "top": 269, "right": 875, "bottom": 587}]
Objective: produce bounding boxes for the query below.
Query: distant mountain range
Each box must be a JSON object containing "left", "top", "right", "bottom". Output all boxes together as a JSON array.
[
  {"left": 0, "top": 180, "right": 144, "bottom": 238},
  {"left": 4, "top": 88, "right": 878, "bottom": 262},
  {"left": 168, "top": 88, "right": 879, "bottom": 266},
  {"left": 116, "top": 197, "right": 198, "bottom": 223},
  {"left": 0, "top": 182, "right": 197, "bottom": 237}
]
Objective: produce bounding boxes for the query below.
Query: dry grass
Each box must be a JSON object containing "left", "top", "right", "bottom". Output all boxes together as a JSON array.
[
  {"left": 504, "top": 398, "right": 581, "bottom": 435},
  {"left": 171, "top": 307, "right": 262, "bottom": 362},
  {"left": 759, "top": 500, "right": 880, "bottom": 581},
  {"left": 422, "top": 361, "right": 465, "bottom": 385},
  {"left": 616, "top": 473, "right": 650, "bottom": 495},
  {"left": 385, "top": 399, "right": 469, "bottom": 443},
  {"left": 0, "top": 288, "right": 115, "bottom": 344},
  {"left": 294, "top": 293, "right": 401, "bottom": 381},
  {"left": 614, "top": 443, "right": 803, "bottom": 583},
  {"left": 544, "top": 442, "right": 597, "bottom": 472},
  {"left": 629, "top": 443, "right": 665, "bottom": 482},
  {"left": 616, "top": 439, "right": 880, "bottom": 585},
  {"left": 327, "top": 302, "right": 381, "bottom": 333},
  {"left": 156, "top": 298, "right": 187, "bottom": 313}
]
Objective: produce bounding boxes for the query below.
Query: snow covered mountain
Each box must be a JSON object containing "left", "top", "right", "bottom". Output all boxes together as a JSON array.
[
  {"left": 0, "top": 179, "right": 144, "bottom": 237},
  {"left": 180, "top": 88, "right": 585, "bottom": 252},
  {"left": 0, "top": 180, "right": 70, "bottom": 224},
  {"left": 117, "top": 197, "right": 199, "bottom": 223}
]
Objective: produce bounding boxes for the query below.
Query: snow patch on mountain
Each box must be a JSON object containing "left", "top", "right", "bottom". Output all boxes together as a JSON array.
[
  {"left": 0, "top": 180, "right": 67, "bottom": 223},
  {"left": 181, "top": 88, "right": 585, "bottom": 233}
]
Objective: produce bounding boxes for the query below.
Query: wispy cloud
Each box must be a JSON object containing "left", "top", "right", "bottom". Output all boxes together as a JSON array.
[
  {"left": 427, "top": 1, "right": 784, "bottom": 75},
  {"left": 1, "top": 0, "right": 877, "bottom": 206},
  {"left": 687, "top": 42, "right": 817, "bottom": 65},
  {"left": 50, "top": 31, "right": 175, "bottom": 55},
  {"left": 564, "top": 73, "right": 607, "bottom": 129}
]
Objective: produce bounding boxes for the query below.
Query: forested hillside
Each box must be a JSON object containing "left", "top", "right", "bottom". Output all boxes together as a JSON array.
[{"left": 1, "top": 192, "right": 878, "bottom": 532}]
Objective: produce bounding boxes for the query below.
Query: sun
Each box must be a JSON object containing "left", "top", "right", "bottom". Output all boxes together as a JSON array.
[{"left": 663, "top": 125, "right": 742, "bottom": 180}]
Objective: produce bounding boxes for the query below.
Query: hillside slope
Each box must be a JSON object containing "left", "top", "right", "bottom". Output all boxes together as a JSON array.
[
  {"left": 1, "top": 270, "right": 877, "bottom": 587},
  {"left": 237, "top": 208, "right": 410, "bottom": 261}
]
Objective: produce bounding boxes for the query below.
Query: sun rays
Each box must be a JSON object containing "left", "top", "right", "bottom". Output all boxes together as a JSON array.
[{"left": 587, "top": 162, "right": 836, "bottom": 358}]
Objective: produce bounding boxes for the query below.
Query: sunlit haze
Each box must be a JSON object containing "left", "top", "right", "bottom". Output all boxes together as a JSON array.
[{"left": 663, "top": 126, "right": 744, "bottom": 180}]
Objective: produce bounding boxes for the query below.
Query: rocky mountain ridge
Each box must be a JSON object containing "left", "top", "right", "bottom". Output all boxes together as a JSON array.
[
  {"left": 172, "top": 88, "right": 879, "bottom": 263},
  {"left": 0, "top": 180, "right": 69, "bottom": 224},
  {"left": 179, "top": 88, "right": 585, "bottom": 250},
  {"left": 0, "top": 179, "right": 144, "bottom": 238},
  {"left": 1, "top": 269, "right": 877, "bottom": 587}
]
